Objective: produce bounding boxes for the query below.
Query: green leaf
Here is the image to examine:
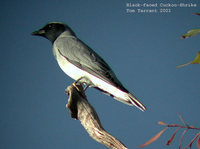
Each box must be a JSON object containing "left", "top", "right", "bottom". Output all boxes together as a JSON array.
[
  {"left": 192, "top": 12, "right": 200, "bottom": 16},
  {"left": 177, "top": 51, "right": 200, "bottom": 68},
  {"left": 181, "top": 29, "right": 200, "bottom": 39}
]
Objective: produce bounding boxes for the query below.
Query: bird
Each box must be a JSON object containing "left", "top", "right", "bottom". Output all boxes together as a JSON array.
[{"left": 32, "top": 22, "right": 146, "bottom": 111}]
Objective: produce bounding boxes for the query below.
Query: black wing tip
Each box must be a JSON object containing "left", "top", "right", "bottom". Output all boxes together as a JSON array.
[
  {"left": 128, "top": 94, "right": 146, "bottom": 112},
  {"left": 94, "top": 87, "right": 147, "bottom": 111}
]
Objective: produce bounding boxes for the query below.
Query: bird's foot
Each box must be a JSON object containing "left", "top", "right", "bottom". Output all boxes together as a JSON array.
[{"left": 74, "top": 77, "right": 92, "bottom": 92}]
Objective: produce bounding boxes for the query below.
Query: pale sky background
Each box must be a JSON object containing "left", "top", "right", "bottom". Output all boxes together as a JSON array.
[{"left": 1, "top": 0, "right": 200, "bottom": 149}]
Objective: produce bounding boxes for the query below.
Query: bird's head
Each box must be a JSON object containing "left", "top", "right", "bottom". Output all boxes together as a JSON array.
[{"left": 32, "top": 22, "right": 75, "bottom": 43}]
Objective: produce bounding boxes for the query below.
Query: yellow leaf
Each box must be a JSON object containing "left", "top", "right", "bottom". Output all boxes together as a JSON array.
[
  {"left": 191, "top": 51, "right": 200, "bottom": 64},
  {"left": 176, "top": 51, "right": 200, "bottom": 68},
  {"left": 181, "top": 29, "right": 200, "bottom": 39}
]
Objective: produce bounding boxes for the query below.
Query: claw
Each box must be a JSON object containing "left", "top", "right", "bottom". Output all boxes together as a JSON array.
[
  {"left": 83, "top": 84, "right": 90, "bottom": 91},
  {"left": 65, "top": 87, "right": 69, "bottom": 95},
  {"left": 74, "top": 77, "right": 93, "bottom": 92}
]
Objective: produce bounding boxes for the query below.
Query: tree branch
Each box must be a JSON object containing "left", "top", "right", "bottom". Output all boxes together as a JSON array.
[{"left": 65, "top": 83, "right": 128, "bottom": 149}]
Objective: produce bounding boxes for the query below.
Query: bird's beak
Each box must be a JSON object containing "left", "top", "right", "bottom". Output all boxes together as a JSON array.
[{"left": 31, "top": 29, "right": 45, "bottom": 36}]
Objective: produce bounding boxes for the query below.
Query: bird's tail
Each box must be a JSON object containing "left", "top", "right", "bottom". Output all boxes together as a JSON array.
[
  {"left": 94, "top": 85, "right": 146, "bottom": 111},
  {"left": 113, "top": 91, "right": 146, "bottom": 111},
  {"left": 127, "top": 93, "right": 146, "bottom": 111}
]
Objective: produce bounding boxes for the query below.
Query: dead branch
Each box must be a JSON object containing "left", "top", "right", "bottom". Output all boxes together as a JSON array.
[{"left": 65, "top": 83, "right": 128, "bottom": 149}]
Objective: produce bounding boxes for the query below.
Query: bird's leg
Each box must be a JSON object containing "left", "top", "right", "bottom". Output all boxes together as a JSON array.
[
  {"left": 74, "top": 77, "right": 84, "bottom": 85},
  {"left": 74, "top": 77, "right": 93, "bottom": 92},
  {"left": 83, "top": 84, "right": 90, "bottom": 91}
]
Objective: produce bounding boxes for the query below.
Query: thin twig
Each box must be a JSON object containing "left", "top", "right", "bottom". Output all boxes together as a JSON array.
[
  {"left": 166, "top": 124, "right": 200, "bottom": 130},
  {"left": 178, "top": 112, "right": 189, "bottom": 127},
  {"left": 184, "top": 132, "right": 200, "bottom": 149},
  {"left": 179, "top": 129, "right": 188, "bottom": 149}
]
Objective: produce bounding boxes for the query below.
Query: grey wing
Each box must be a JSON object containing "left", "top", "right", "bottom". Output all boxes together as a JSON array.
[{"left": 55, "top": 36, "right": 128, "bottom": 92}]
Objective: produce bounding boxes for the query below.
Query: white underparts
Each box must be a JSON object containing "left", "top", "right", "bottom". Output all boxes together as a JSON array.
[{"left": 53, "top": 46, "right": 131, "bottom": 104}]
